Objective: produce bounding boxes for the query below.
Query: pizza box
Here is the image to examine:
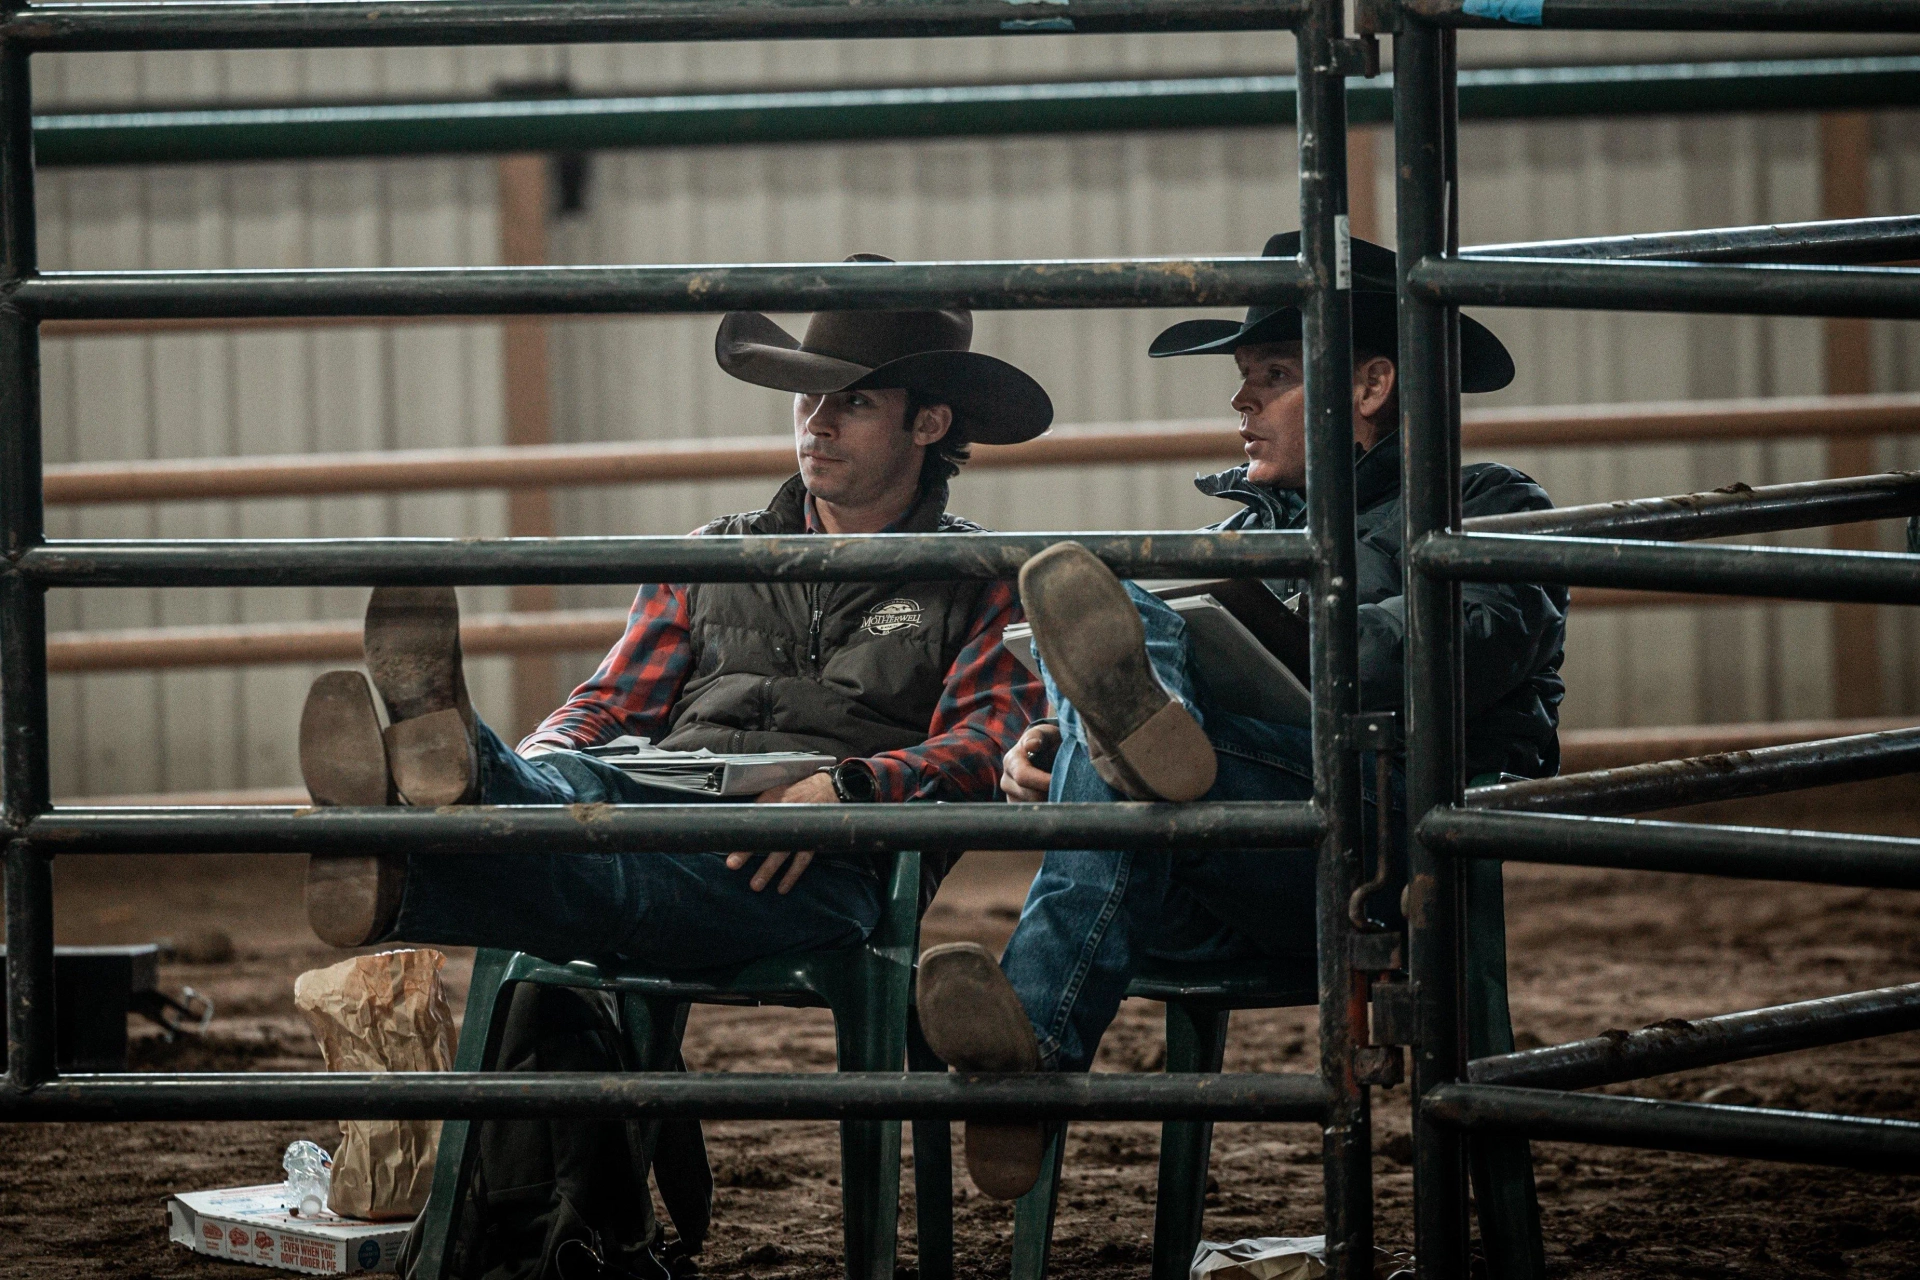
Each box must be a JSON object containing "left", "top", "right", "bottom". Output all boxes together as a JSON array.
[{"left": 166, "top": 1183, "right": 410, "bottom": 1275}]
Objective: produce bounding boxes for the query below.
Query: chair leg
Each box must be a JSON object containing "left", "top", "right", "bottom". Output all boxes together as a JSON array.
[
  {"left": 410, "top": 949, "right": 516, "bottom": 1280},
  {"left": 907, "top": 1011, "right": 953, "bottom": 1280},
  {"left": 1009, "top": 1124, "right": 1067, "bottom": 1280},
  {"left": 1152, "top": 1002, "right": 1230, "bottom": 1280},
  {"left": 1464, "top": 859, "right": 1547, "bottom": 1280},
  {"left": 831, "top": 961, "right": 911, "bottom": 1280}
]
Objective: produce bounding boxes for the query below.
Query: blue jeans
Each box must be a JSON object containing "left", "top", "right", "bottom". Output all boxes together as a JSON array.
[
  {"left": 1001, "top": 586, "right": 1402, "bottom": 1071},
  {"left": 385, "top": 722, "right": 883, "bottom": 968}
]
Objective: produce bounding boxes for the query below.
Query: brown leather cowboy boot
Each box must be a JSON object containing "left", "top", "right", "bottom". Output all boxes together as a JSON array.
[
  {"left": 1018, "top": 541, "right": 1216, "bottom": 802},
  {"left": 363, "top": 586, "right": 479, "bottom": 808},
  {"left": 916, "top": 942, "right": 1047, "bottom": 1200},
  {"left": 298, "top": 669, "right": 405, "bottom": 947}
]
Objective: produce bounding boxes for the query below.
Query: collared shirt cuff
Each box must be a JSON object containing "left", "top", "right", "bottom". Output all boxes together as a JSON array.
[{"left": 859, "top": 756, "right": 916, "bottom": 804}]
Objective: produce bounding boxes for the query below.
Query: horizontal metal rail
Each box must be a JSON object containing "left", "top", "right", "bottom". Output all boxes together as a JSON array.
[
  {"left": 12, "top": 530, "right": 1315, "bottom": 588},
  {"left": 15, "top": 257, "right": 1312, "bottom": 322},
  {"left": 45, "top": 586, "right": 1718, "bottom": 674},
  {"left": 1411, "top": 256, "right": 1920, "bottom": 320},
  {"left": 0, "top": 1070, "right": 1331, "bottom": 1123},
  {"left": 1556, "top": 716, "right": 1920, "bottom": 773},
  {"left": 47, "top": 608, "right": 627, "bottom": 673},
  {"left": 1469, "top": 214, "right": 1920, "bottom": 266},
  {"left": 1424, "top": 1083, "right": 1920, "bottom": 1172},
  {"left": 1403, "top": 0, "right": 1920, "bottom": 31},
  {"left": 1463, "top": 472, "right": 1920, "bottom": 543},
  {"left": 1471, "top": 983, "right": 1920, "bottom": 1091},
  {"left": 38, "top": 58, "right": 1920, "bottom": 167},
  {"left": 37, "top": 396, "right": 1920, "bottom": 505},
  {"left": 1, "top": 0, "right": 1306, "bottom": 52},
  {"left": 1414, "top": 532, "right": 1920, "bottom": 606},
  {"left": 1419, "top": 807, "right": 1920, "bottom": 890},
  {"left": 22, "top": 801, "right": 1326, "bottom": 855},
  {"left": 1468, "top": 726, "right": 1920, "bottom": 816}
]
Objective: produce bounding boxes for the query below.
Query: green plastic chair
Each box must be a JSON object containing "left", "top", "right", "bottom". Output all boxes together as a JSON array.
[
  {"left": 411, "top": 850, "right": 927, "bottom": 1280},
  {"left": 1005, "top": 958, "right": 1320, "bottom": 1280}
]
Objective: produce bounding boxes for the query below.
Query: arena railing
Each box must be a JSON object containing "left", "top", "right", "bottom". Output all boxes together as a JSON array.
[
  {"left": 0, "top": 1, "right": 1381, "bottom": 1278},
  {"left": 1381, "top": 2, "right": 1920, "bottom": 1277}
]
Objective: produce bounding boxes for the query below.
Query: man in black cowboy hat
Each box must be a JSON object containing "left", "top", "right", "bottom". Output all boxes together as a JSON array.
[
  {"left": 914, "top": 233, "right": 1568, "bottom": 1199},
  {"left": 297, "top": 257, "right": 1051, "bottom": 967}
]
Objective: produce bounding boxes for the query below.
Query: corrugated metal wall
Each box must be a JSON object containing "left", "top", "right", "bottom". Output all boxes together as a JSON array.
[{"left": 34, "top": 32, "right": 1920, "bottom": 798}]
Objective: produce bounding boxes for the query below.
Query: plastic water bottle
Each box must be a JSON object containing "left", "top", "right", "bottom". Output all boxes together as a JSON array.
[{"left": 281, "top": 1140, "right": 334, "bottom": 1217}]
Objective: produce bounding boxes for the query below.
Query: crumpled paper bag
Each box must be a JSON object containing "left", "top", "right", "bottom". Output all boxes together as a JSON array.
[
  {"left": 1191, "top": 1235, "right": 1327, "bottom": 1280},
  {"left": 294, "top": 949, "right": 456, "bottom": 1220}
]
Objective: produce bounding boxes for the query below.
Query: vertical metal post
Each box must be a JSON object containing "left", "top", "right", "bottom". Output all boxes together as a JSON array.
[
  {"left": 1298, "top": 4, "right": 1370, "bottom": 1277},
  {"left": 1395, "top": 20, "right": 1470, "bottom": 1280},
  {"left": 0, "top": 31, "right": 52, "bottom": 1089}
]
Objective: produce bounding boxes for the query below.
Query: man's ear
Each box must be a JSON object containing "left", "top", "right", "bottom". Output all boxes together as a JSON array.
[
  {"left": 1354, "top": 356, "right": 1396, "bottom": 423},
  {"left": 910, "top": 402, "right": 954, "bottom": 447}
]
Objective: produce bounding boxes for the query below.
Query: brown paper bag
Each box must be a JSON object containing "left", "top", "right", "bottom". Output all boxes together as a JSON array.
[{"left": 294, "top": 949, "right": 457, "bottom": 1221}]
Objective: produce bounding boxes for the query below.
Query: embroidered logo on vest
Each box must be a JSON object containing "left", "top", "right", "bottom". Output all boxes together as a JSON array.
[{"left": 861, "top": 598, "right": 925, "bottom": 636}]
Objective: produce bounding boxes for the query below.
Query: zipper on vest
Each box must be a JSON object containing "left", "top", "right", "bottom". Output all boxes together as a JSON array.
[{"left": 807, "top": 586, "right": 824, "bottom": 669}]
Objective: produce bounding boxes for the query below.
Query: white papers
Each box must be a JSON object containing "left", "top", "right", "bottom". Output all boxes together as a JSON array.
[
  {"left": 1002, "top": 594, "right": 1311, "bottom": 728},
  {"left": 578, "top": 736, "right": 835, "bottom": 797}
]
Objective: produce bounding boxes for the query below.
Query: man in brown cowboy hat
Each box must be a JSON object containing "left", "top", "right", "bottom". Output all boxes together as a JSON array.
[
  {"left": 914, "top": 232, "right": 1569, "bottom": 1200},
  {"left": 297, "top": 256, "right": 1050, "bottom": 967}
]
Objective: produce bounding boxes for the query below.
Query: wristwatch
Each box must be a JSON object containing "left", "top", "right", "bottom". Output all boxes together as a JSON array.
[{"left": 828, "top": 759, "right": 878, "bottom": 804}]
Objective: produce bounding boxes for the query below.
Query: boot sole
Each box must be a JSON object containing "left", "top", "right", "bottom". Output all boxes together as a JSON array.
[
  {"left": 386, "top": 707, "right": 478, "bottom": 807},
  {"left": 916, "top": 943, "right": 1046, "bottom": 1201},
  {"left": 916, "top": 942, "right": 1040, "bottom": 1073},
  {"left": 1018, "top": 542, "right": 1215, "bottom": 801},
  {"left": 298, "top": 671, "right": 403, "bottom": 946},
  {"left": 364, "top": 586, "right": 466, "bottom": 726},
  {"left": 299, "top": 670, "right": 391, "bottom": 807}
]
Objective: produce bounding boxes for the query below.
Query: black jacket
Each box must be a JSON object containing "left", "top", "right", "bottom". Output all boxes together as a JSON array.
[{"left": 1197, "top": 431, "right": 1568, "bottom": 779}]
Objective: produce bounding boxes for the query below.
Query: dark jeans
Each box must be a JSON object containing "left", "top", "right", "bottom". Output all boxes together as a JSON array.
[
  {"left": 1001, "top": 585, "right": 1402, "bottom": 1072},
  {"left": 384, "top": 721, "right": 883, "bottom": 968}
]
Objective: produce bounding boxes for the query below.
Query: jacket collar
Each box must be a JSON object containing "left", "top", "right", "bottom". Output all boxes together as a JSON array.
[
  {"left": 1194, "top": 428, "right": 1403, "bottom": 522},
  {"left": 765, "top": 472, "right": 952, "bottom": 535}
]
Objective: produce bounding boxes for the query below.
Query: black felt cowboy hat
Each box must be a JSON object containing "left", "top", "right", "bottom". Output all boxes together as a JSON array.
[
  {"left": 1148, "top": 231, "right": 1516, "bottom": 394},
  {"left": 714, "top": 255, "right": 1053, "bottom": 445}
]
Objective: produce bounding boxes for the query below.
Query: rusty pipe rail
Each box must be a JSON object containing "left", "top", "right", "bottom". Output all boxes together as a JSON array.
[
  {"left": 1468, "top": 724, "right": 1920, "bottom": 816},
  {"left": 39, "top": 393, "right": 1920, "bottom": 507},
  {"left": 1464, "top": 470, "right": 1920, "bottom": 543},
  {"left": 1471, "top": 982, "right": 1920, "bottom": 1091}
]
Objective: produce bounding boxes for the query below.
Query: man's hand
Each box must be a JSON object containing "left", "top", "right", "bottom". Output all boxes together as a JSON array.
[
  {"left": 726, "top": 771, "right": 839, "bottom": 893},
  {"left": 1000, "top": 721, "right": 1062, "bottom": 803}
]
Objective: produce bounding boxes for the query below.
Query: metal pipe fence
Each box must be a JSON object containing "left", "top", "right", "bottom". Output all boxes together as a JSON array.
[
  {"left": 11, "top": 3, "right": 1920, "bottom": 1279},
  {"left": 1393, "top": 5, "right": 1920, "bottom": 1274}
]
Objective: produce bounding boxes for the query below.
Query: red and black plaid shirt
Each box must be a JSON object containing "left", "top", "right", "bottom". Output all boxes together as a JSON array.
[{"left": 521, "top": 508, "right": 1043, "bottom": 803}]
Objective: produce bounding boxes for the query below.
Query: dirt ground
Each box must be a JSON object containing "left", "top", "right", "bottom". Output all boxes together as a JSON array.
[{"left": 6, "top": 791, "right": 1920, "bottom": 1280}]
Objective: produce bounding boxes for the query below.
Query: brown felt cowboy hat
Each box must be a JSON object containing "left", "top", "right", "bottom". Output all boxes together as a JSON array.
[
  {"left": 1148, "top": 231, "right": 1516, "bottom": 393},
  {"left": 714, "top": 255, "right": 1054, "bottom": 445}
]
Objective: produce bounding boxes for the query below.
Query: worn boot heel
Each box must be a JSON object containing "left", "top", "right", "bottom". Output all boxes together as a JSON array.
[
  {"left": 385, "top": 708, "right": 479, "bottom": 807},
  {"left": 1019, "top": 541, "right": 1215, "bottom": 801}
]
